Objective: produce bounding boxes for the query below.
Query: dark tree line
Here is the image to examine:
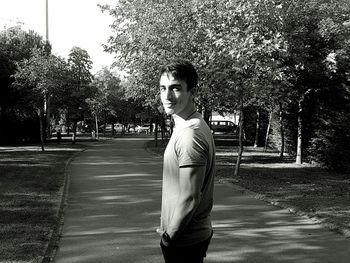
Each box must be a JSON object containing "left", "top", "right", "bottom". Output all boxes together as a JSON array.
[{"left": 0, "top": 26, "right": 145, "bottom": 149}]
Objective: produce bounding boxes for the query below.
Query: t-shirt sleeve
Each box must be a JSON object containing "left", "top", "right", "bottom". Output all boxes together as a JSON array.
[{"left": 175, "top": 128, "right": 208, "bottom": 167}]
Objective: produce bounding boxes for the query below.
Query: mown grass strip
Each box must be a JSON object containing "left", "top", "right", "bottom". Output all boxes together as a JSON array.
[{"left": 0, "top": 143, "right": 86, "bottom": 262}]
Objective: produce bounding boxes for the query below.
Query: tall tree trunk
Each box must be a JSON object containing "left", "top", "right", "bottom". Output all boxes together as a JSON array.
[
  {"left": 264, "top": 110, "right": 273, "bottom": 152},
  {"left": 103, "top": 111, "right": 107, "bottom": 136},
  {"left": 121, "top": 123, "right": 125, "bottom": 136},
  {"left": 45, "top": 94, "right": 51, "bottom": 139},
  {"left": 154, "top": 122, "right": 159, "bottom": 147},
  {"left": 296, "top": 98, "right": 303, "bottom": 164},
  {"left": 161, "top": 116, "right": 165, "bottom": 144},
  {"left": 279, "top": 103, "right": 285, "bottom": 159},
  {"left": 38, "top": 108, "right": 45, "bottom": 151},
  {"left": 154, "top": 109, "right": 162, "bottom": 147},
  {"left": 95, "top": 113, "right": 99, "bottom": 140},
  {"left": 45, "top": 95, "right": 51, "bottom": 138},
  {"left": 202, "top": 106, "right": 211, "bottom": 126},
  {"left": 72, "top": 121, "right": 77, "bottom": 144},
  {"left": 66, "top": 112, "right": 70, "bottom": 136},
  {"left": 254, "top": 109, "right": 260, "bottom": 148},
  {"left": 234, "top": 100, "right": 244, "bottom": 177}
]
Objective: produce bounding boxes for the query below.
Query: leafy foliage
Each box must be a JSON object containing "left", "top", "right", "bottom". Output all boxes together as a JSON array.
[
  {"left": 0, "top": 26, "right": 49, "bottom": 142},
  {"left": 102, "top": 0, "right": 350, "bottom": 171},
  {"left": 1, "top": 1, "right": 349, "bottom": 171},
  {"left": 1, "top": 27, "right": 96, "bottom": 143},
  {"left": 65, "top": 47, "right": 95, "bottom": 123}
]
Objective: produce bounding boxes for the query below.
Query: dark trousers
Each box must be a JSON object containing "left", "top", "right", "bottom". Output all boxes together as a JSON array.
[{"left": 160, "top": 232, "right": 213, "bottom": 263}]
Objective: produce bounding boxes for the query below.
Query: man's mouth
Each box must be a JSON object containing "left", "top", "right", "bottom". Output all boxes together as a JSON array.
[{"left": 164, "top": 102, "right": 176, "bottom": 107}]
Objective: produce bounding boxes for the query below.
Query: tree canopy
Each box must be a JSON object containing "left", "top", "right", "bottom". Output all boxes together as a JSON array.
[{"left": 102, "top": 0, "right": 350, "bottom": 171}]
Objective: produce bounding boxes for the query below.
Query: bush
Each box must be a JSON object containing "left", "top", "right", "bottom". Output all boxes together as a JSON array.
[
  {"left": 268, "top": 84, "right": 350, "bottom": 172},
  {"left": 0, "top": 114, "right": 40, "bottom": 144},
  {"left": 306, "top": 87, "right": 350, "bottom": 172}
]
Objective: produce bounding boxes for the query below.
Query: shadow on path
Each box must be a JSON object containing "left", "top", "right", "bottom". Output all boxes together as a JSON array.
[
  {"left": 208, "top": 184, "right": 350, "bottom": 263},
  {"left": 55, "top": 138, "right": 162, "bottom": 263},
  {"left": 55, "top": 137, "right": 350, "bottom": 263}
]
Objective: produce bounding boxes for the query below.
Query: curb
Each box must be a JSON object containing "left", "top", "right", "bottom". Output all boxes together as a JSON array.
[
  {"left": 41, "top": 147, "right": 87, "bottom": 263},
  {"left": 217, "top": 178, "right": 350, "bottom": 239}
]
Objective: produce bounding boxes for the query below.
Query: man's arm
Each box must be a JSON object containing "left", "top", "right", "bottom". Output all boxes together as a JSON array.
[{"left": 166, "top": 164, "right": 206, "bottom": 241}]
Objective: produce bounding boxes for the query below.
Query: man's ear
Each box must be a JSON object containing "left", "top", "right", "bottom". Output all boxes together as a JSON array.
[
  {"left": 190, "top": 86, "right": 197, "bottom": 96},
  {"left": 190, "top": 89, "right": 196, "bottom": 102}
]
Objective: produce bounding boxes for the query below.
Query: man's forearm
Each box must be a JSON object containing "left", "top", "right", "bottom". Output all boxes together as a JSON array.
[
  {"left": 166, "top": 195, "right": 200, "bottom": 240},
  {"left": 165, "top": 165, "right": 206, "bottom": 241}
]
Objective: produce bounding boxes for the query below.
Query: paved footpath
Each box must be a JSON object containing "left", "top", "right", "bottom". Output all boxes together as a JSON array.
[{"left": 55, "top": 137, "right": 350, "bottom": 263}]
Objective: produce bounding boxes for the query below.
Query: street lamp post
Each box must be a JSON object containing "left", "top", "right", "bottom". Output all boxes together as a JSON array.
[
  {"left": 44, "top": 0, "right": 52, "bottom": 138},
  {"left": 46, "top": 0, "right": 49, "bottom": 41}
]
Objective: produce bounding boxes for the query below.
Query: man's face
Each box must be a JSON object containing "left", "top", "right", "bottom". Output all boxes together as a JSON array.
[{"left": 159, "top": 72, "right": 192, "bottom": 116}]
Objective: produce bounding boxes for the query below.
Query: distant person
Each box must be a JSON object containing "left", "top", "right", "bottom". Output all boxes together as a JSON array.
[
  {"left": 150, "top": 123, "right": 154, "bottom": 135},
  {"left": 156, "top": 60, "right": 216, "bottom": 263},
  {"left": 56, "top": 129, "right": 62, "bottom": 144}
]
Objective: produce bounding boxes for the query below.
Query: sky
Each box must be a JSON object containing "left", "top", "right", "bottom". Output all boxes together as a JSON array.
[{"left": 0, "top": 0, "right": 117, "bottom": 73}]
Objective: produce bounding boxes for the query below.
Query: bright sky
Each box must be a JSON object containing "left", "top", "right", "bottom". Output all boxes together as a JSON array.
[{"left": 0, "top": 0, "right": 116, "bottom": 73}]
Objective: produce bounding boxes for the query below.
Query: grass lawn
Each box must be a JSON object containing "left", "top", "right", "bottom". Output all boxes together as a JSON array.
[
  {"left": 0, "top": 142, "right": 86, "bottom": 262},
  {"left": 146, "top": 140, "right": 350, "bottom": 238},
  {"left": 216, "top": 146, "right": 350, "bottom": 237}
]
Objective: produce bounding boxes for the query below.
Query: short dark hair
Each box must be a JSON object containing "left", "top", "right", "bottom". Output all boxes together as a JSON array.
[{"left": 160, "top": 60, "right": 198, "bottom": 91}]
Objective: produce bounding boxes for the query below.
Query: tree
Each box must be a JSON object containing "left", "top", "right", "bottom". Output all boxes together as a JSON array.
[
  {"left": 275, "top": 0, "right": 350, "bottom": 164},
  {"left": 91, "top": 67, "right": 126, "bottom": 135},
  {"left": 0, "top": 26, "right": 50, "bottom": 143},
  {"left": 201, "top": 0, "right": 288, "bottom": 176},
  {"left": 66, "top": 47, "right": 94, "bottom": 143},
  {"left": 101, "top": 0, "right": 221, "bottom": 124},
  {"left": 12, "top": 51, "right": 66, "bottom": 150},
  {"left": 102, "top": 0, "right": 350, "bottom": 172},
  {"left": 103, "top": 0, "right": 288, "bottom": 174}
]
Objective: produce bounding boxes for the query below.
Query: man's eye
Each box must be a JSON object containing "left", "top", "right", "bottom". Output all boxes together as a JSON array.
[{"left": 160, "top": 87, "right": 165, "bottom": 92}]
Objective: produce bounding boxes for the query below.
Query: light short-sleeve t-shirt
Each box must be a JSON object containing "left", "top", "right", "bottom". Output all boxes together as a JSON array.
[{"left": 160, "top": 113, "right": 216, "bottom": 246}]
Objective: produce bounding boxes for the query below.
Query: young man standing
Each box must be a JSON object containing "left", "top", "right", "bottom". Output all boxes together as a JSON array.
[{"left": 156, "top": 60, "right": 216, "bottom": 263}]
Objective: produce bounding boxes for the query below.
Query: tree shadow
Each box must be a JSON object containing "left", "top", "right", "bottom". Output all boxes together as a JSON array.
[
  {"left": 55, "top": 139, "right": 164, "bottom": 263},
  {"left": 207, "top": 183, "right": 350, "bottom": 263},
  {"left": 55, "top": 138, "right": 350, "bottom": 263}
]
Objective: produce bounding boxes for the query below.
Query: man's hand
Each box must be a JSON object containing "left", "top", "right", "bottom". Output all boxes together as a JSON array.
[
  {"left": 157, "top": 228, "right": 172, "bottom": 247},
  {"left": 156, "top": 228, "right": 165, "bottom": 237}
]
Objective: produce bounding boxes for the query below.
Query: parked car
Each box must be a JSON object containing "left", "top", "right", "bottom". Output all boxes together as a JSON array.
[
  {"left": 114, "top": 123, "right": 123, "bottom": 133},
  {"left": 127, "top": 123, "right": 136, "bottom": 133},
  {"left": 210, "top": 120, "right": 237, "bottom": 135},
  {"left": 136, "top": 124, "right": 151, "bottom": 133},
  {"left": 98, "top": 123, "right": 123, "bottom": 133}
]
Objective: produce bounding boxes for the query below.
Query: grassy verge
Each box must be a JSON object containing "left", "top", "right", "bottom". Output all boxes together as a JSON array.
[
  {"left": 0, "top": 142, "right": 86, "bottom": 262},
  {"left": 215, "top": 146, "right": 350, "bottom": 238},
  {"left": 144, "top": 139, "right": 168, "bottom": 156},
  {"left": 145, "top": 140, "right": 350, "bottom": 238}
]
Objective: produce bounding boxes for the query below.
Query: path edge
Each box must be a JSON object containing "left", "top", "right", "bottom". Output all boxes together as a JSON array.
[
  {"left": 41, "top": 147, "right": 87, "bottom": 263},
  {"left": 218, "top": 178, "right": 350, "bottom": 238}
]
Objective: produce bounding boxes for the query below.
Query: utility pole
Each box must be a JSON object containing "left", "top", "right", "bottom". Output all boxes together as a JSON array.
[
  {"left": 46, "top": 0, "right": 49, "bottom": 41},
  {"left": 44, "top": 0, "right": 52, "bottom": 139}
]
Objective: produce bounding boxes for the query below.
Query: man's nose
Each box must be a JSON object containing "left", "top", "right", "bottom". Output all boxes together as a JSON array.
[{"left": 165, "top": 88, "right": 173, "bottom": 100}]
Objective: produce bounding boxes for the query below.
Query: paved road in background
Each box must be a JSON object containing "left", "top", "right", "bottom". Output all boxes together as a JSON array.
[{"left": 55, "top": 136, "right": 350, "bottom": 263}]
